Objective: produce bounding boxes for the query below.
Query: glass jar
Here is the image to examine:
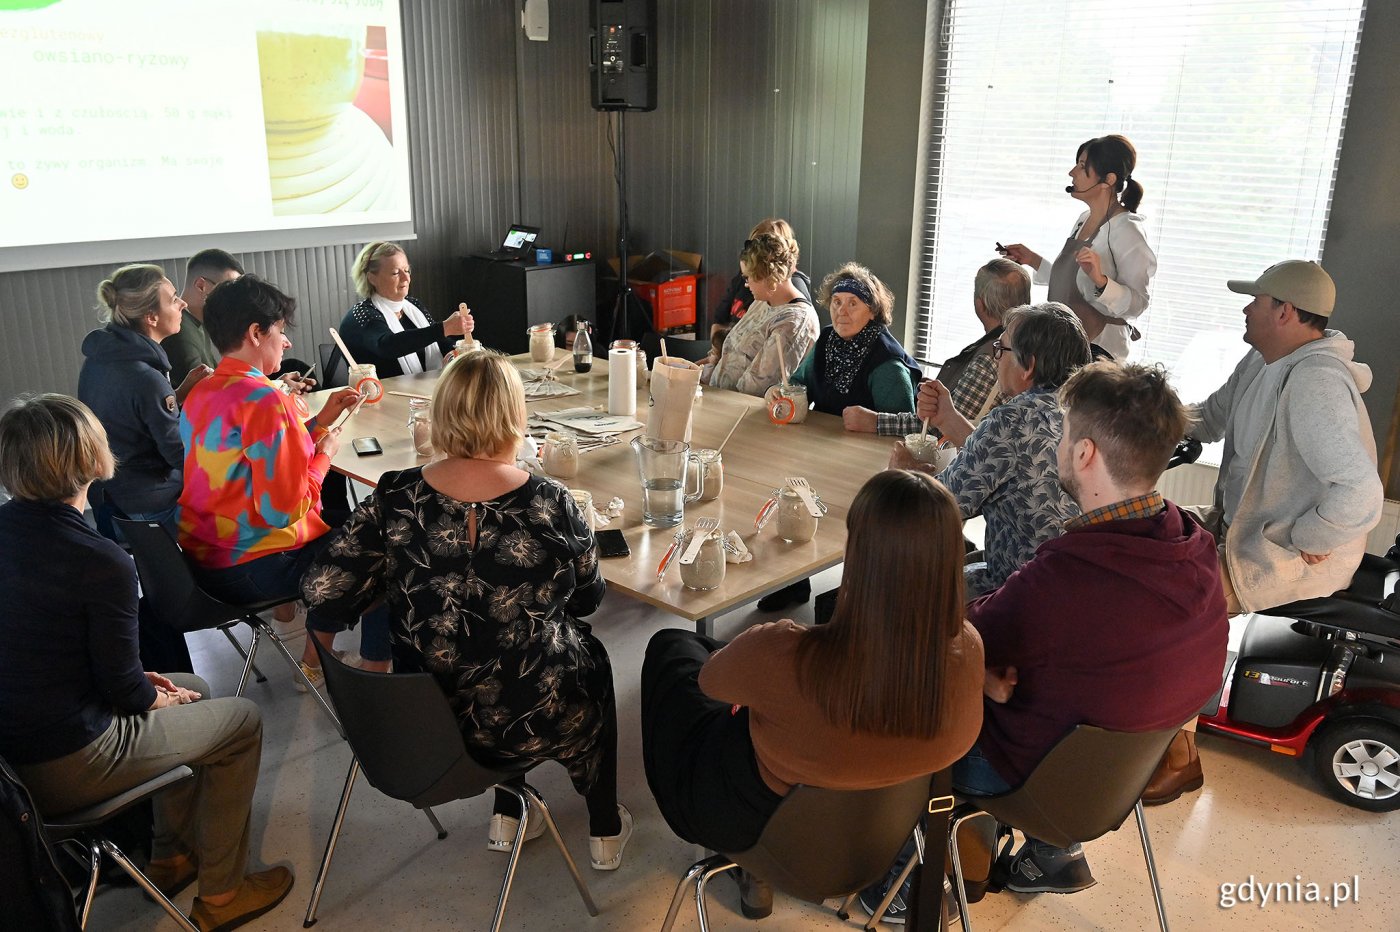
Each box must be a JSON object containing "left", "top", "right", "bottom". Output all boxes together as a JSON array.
[
  {"left": 680, "top": 531, "right": 727, "bottom": 591},
  {"left": 690, "top": 448, "right": 723, "bottom": 501},
  {"left": 542, "top": 432, "right": 579, "bottom": 478},
  {"left": 903, "top": 433, "right": 941, "bottom": 467},
  {"left": 407, "top": 398, "right": 433, "bottom": 456},
  {"left": 776, "top": 486, "right": 818, "bottom": 542},
  {"left": 528, "top": 323, "right": 555, "bottom": 363},
  {"left": 569, "top": 489, "right": 596, "bottom": 530},
  {"left": 347, "top": 362, "right": 382, "bottom": 402},
  {"left": 768, "top": 382, "right": 809, "bottom": 424}
]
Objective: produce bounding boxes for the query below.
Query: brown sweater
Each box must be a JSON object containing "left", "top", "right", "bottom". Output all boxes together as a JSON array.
[{"left": 698, "top": 619, "right": 985, "bottom": 795}]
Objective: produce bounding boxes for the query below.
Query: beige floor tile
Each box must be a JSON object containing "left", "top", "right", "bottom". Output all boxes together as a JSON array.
[{"left": 86, "top": 568, "right": 1397, "bottom": 930}]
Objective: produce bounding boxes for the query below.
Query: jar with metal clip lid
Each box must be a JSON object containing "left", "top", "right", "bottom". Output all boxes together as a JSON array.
[{"left": 407, "top": 398, "right": 433, "bottom": 456}]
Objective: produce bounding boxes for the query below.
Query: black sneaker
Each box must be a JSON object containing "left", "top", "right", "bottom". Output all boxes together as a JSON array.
[
  {"left": 858, "top": 873, "right": 909, "bottom": 926},
  {"left": 756, "top": 578, "right": 811, "bottom": 612},
  {"left": 1002, "top": 840, "right": 1097, "bottom": 894}
]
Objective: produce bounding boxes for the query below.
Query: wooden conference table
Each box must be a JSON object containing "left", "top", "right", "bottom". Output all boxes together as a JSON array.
[{"left": 318, "top": 352, "right": 894, "bottom": 635}]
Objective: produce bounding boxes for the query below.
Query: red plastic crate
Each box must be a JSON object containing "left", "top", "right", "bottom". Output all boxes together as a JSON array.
[{"left": 631, "top": 274, "right": 697, "bottom": 330}]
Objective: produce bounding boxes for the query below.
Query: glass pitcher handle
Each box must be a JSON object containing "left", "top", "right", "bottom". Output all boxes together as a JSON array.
[{"left": 683, "top": 452, "right": 705, "bottom": 503}]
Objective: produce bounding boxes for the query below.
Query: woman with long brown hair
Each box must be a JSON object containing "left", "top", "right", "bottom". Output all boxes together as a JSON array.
[{"left": 640, "top": 469, "right": 984, "bottom": 918}]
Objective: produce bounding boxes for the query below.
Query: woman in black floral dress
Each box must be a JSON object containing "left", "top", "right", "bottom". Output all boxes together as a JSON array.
[{"left": 302, "top": 352, "right": 631, "bottom": 871}]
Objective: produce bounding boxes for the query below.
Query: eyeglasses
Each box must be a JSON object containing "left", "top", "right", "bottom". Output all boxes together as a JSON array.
[{"left": 991, "top": 338, "right": 1016, "bottom": 361}]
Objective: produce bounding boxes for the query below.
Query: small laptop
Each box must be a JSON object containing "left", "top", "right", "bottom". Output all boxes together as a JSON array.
[{"left": 478, "top": 223, "right": 541, "bottom": 261}]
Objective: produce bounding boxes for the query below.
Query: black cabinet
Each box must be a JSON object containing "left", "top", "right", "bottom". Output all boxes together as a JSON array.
[{"left": 460, "top": 257, "right": 597, "bottom": 355}]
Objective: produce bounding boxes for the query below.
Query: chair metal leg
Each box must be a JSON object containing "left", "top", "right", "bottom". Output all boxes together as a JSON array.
[
  {"left": 865, "top": 824, "right": 923, "bottom": 930},
  {"left": 660, "top": 854, "right": 733, "bottom": 932},
  {"left": 1134, "top": 800, "right": 1170, "bottom": 932},
  {"left": 254, "top": 619, "right": 345, "bottom": 736},
  {"left": 219, "top": 624, "right": 267, "bottom": 682},
  {"left": 303, "top": 760, "right": 360, "bottom": 928},
  {"left": 422, "top": 805, "right": 448, "bottom": 840},
  {"left": 947, "top": 810, "right": 995, "bottom": 932},
  {"left": 234, "top": 622, "right": 262, "bottom": 697},
  {"left": 77, "top": 840, "right": 102, "bottom": 929},
  {"left": 694, "top": 858, "right": 738, "bottom": 932},
  {"left": 100, "top": 839, "right": 199, "bottom": 931},
  {"left": 488, "top": 786, "right": 531, "bottom": 932},
  {"left": 519, "top": 784, "right": 598, "bottom": 917}
]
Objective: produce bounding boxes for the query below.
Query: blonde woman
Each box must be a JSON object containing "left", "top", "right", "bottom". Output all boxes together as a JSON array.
[
  {"left": 78, "top": 263, "right": 208, "bottom": 535},
  {"left": 0, "top": 394, "right": 293, "bottom": 932},
  {"left": 301, "top": 352, "right": 631, "bottom": 870},
  {"left": 337, "top": 241, "right": 474, "bottom": 377},
  {"left": 707, "top": 233, "right": 819, "bottom": 396},
  {"left": 709, "top": 218, "right": 814, "bottom": 339}
]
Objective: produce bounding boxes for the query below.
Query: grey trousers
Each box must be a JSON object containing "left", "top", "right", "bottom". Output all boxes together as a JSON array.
[{"left": 17, "top": 674, "right": 262, "bottom": 897}]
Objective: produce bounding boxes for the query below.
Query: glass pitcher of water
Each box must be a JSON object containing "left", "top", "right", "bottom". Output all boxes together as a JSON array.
[{"left": 630, "top": 436, "right": 704, "bottom": 528}]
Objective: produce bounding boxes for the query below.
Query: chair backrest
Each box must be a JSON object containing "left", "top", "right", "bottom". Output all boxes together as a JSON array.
[
  {"left": 0, "top": 755, "right": 82, "bottom": 931},
  {"left": 640, "top": 331, "right": 711, "bottom": 365},
  {"left": 977, "top": 724, "right": 1179, "bottom": 850},
  {"left": 318, "top": 342, "right": 348, "bottom": 389},
  {"left": 730, "top": 774, "right": 934, "bottom": 903},
  {"left": 115, "top": 518, "right": 243, "bottom": 633},
  {"left": 312, "top": 639, "right": 499, "bottom": 807}
]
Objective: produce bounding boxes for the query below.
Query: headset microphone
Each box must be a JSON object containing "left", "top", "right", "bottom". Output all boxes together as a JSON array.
[{"left": 1065, "top": 180, "right": 1109, "bottom": 195}]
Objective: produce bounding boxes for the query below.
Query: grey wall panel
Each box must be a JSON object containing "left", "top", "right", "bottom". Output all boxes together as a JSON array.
[
  {"left": 624, "top": 0, "right": 869, "bottom": 329},
  {"left": 0, "top": 1, "right": 874, "bottom": 405}
]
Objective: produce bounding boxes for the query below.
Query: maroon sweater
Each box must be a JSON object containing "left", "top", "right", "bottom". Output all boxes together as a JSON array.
[{"left": 968, "top": 501, "right": 1228, "bottom": 786}]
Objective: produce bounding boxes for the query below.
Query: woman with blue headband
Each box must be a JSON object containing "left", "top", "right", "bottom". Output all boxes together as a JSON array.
[
  {"left": 776, "top": 262, "right": 922, "bottom": 417},
  {"left": 756, "top": 263, "right": 921, "bottom": 611}
]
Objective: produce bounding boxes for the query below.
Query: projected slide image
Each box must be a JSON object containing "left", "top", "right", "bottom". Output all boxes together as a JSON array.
[
  {"left": 257, "top": 24, "right": 396, "bottom": 216},
  {"left": 0, "top": 0, "right": 412, "bottom": 267}
]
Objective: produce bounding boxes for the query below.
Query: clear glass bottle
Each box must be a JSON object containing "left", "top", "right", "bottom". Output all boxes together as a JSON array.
[
  {"left": 407, "top": 398, "right": 433, "bottom": 456},
  {"left": 573, "top": 320, "right": 593, "bottom": 373}
]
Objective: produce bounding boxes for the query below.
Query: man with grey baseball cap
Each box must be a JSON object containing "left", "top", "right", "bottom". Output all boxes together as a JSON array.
[{"left": 1142, "top": 259, "right": 1383, "bottom": 805}]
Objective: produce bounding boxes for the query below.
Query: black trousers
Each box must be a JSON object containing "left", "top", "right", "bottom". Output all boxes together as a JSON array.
[{"left": 640, "top": 628, "right": 782, "bottom": 854}]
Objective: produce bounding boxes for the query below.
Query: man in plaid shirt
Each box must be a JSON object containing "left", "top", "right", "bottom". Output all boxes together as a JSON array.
[{"left": 843, "top": 257, "right": 1030, "bottom": 436}]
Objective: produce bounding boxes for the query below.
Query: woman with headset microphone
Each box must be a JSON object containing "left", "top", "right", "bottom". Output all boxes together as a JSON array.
[{"left": 999, "top": 135, "right": 1156, "bottom": 360}]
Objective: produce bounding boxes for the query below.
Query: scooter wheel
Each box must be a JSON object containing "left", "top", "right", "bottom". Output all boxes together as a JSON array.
[{"left": 1311, "top": 719, "right": 1400, "bottom": 812}]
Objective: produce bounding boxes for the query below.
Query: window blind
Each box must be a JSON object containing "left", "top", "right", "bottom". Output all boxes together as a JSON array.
[{"left": 911, "top": 0, "right": 1366, "bottom": 423}]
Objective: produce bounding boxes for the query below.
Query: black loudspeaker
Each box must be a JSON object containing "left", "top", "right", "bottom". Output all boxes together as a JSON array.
[{"left": 589, "top": 0, "right": 657, "bottom": 112}]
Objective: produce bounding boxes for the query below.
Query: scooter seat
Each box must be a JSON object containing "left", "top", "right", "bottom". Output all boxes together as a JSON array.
[{"left": 1259, "top": 554, "right": 1400, "bottom": 646}]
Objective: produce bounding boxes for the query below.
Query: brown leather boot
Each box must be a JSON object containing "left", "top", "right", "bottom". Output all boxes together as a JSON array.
[{"left": 1141, "top": 730, "right": 1203, "bottom": 805}]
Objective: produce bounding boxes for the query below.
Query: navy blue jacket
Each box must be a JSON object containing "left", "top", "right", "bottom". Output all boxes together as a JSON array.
[
  {"left": 77, "top": 325, "right": 183, "bottom": 514},
  {"left": 0, "top": 500, "right": 156, "bottom": 765},
  {"left": 339, "top": 297, "right": 453, "bottom": 378},
  {"left": 807, "top": 326, "right": 923, "bottom": 415}
]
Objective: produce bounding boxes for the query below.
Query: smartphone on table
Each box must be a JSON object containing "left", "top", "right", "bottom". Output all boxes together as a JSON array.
[{"left": 596, "top": 529, "right": 630, "bottom": 558}]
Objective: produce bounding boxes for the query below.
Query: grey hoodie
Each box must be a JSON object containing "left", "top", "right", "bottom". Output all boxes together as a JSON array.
[{"left": 1192, "top": 330, "right": 1383, "bottom": 612}]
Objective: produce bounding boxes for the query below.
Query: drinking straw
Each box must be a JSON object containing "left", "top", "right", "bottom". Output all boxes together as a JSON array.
[{"left": 717, "top": 406, "right": 753, "bottom": 453}]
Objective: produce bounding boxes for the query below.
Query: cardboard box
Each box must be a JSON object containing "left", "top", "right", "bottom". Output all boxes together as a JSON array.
[{"left": 607, "top": 250, "right": 703, "bottom": 332}]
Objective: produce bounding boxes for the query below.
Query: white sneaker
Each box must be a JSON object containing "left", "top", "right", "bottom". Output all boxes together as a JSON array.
[
  {"left": 589, "top": 805, "right": 633, "bottom": 871},
  {"left": 487, "top": 804, "right": 546, "bottom": 852},
  {"left": 271, "top": 602, "right": 306, "bottom": 639}
]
